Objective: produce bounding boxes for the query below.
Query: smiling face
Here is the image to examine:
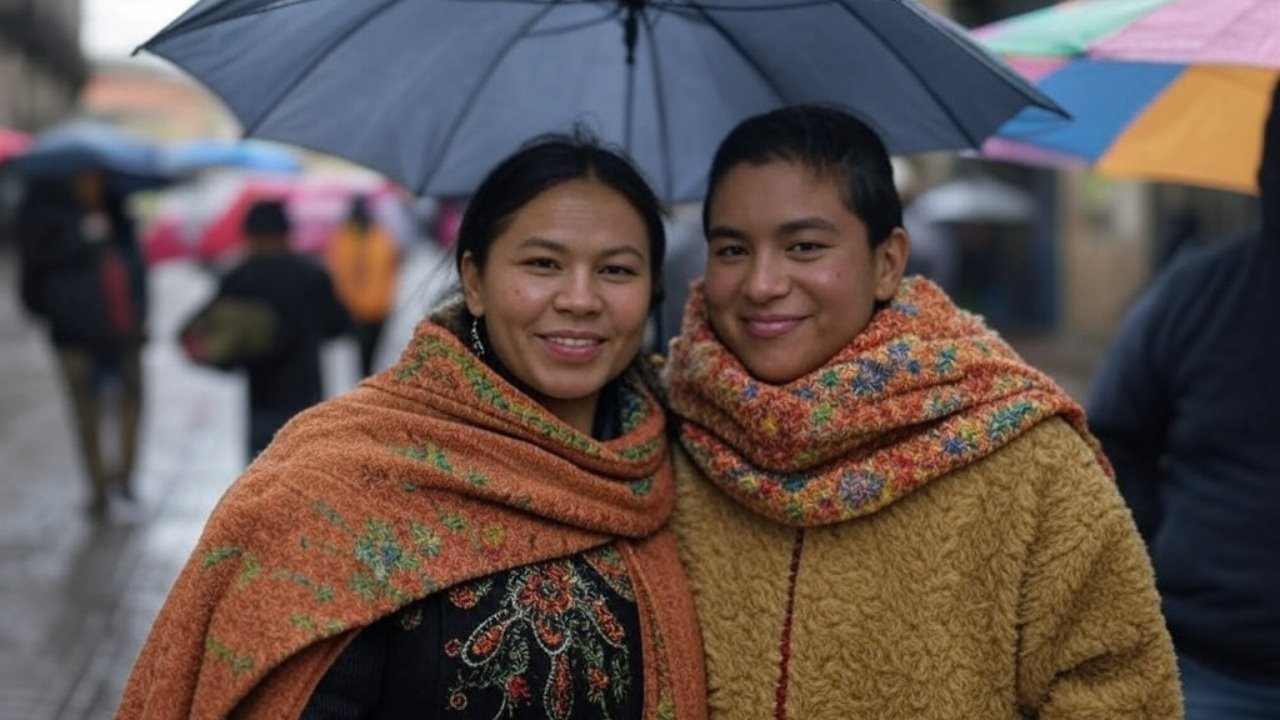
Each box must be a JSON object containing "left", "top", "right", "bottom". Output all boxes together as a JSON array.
[
  {"left": 704, "top": 160, "right": 908, "bottom": 385},
  {"left": 461, "top": 178, "right": 653, "bottom": 433}
]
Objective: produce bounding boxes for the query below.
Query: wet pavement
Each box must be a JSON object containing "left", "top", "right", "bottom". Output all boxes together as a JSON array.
[
  {"left": 0, "top": 240, "right": 452, "bottom": 720},
  {"left": 0, "top": 241, "right": 1098, "bottom": 719}
]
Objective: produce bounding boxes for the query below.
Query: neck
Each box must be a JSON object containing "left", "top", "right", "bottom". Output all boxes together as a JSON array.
[{"left": 542, "top": 396, "right": 600, "bottom": 437}]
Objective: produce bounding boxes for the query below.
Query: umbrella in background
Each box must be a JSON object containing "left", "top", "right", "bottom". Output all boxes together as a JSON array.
[
  {"left": 909, "top": 175, "right": 1037, "bottom": 225},
  {"left": 978, "top": 0, "right": 1280, "bottom": 194},
  {"left": 4, "top": 120, "right": 173, "bottom": 193},
  {"left": 0, "top": 129, "right": 31, "bottom": 162},
  {"left": 139, "top": 0, "right": 1063, "bottom": 203},
  {"left": 161, "top": 138, "right": 303, "bottom": 175},
  {"left": 141, "top": 172, "right": 405, "bottom": 264}
]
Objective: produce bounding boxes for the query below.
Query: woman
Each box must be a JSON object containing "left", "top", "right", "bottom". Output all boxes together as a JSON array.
[
  {"left": 664, "top": 106, "right": 1181, "bottom": 718},
  {"left": 116, "top": 135, "right": 705, "bottom": 719}
]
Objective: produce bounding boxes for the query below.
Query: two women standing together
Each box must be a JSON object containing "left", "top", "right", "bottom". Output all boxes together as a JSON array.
[{"left": 117, "top": 106, "right": 1181, "bottom": 719}]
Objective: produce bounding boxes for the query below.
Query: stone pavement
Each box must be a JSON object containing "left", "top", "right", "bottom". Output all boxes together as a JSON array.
[{"left": 0, "top": 239, "right": 1100, "bottom": 719}]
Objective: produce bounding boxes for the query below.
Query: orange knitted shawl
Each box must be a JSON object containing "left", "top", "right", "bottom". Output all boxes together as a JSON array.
[
  {"left": 666, "top": 277, "right": 1109, "bottom": 527},
  {"left": 117, "top": 314, "right": 705, "bottom": 719}
]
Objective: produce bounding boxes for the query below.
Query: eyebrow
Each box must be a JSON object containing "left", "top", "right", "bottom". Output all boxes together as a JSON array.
[
  {"left": 519, "top": 236, "right": 647, "bottom": 261},
  {"left": 707, "top": 216, "right": 839, "bottom": 241}
]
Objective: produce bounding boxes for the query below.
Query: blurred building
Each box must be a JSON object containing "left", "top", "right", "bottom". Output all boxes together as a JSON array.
[
  {"left": 81, "top": 58, "right": 238, "bottom": 140},
  {"left": 0, "top": 0, "right": 85, "bottom": 129}
]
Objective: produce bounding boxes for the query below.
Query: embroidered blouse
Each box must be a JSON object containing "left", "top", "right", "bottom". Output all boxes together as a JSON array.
[{"left": 302, "top": 544, "right": 643, "bottom": 719}]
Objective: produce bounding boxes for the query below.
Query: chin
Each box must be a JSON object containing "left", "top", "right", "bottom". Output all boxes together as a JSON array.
[{"left": 742, "top": 363, "right": 800, "bottom": 385}]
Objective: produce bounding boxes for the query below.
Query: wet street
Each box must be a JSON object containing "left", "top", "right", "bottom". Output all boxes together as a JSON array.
[
  {"left": 0, "top": 240, "right": 452, "bottom": 720},
  {"left": 0, "top": 240, "right": 1096, "bottom": 719},
  {"left": 0, "top": 247, "right": 244, "bottom": 719}
]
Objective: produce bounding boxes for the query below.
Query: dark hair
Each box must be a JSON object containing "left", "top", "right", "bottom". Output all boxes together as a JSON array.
[
  {"left": 704, "top": 104, "right": 902, "bottom": 247},
  {"left": 347, "top": 193, "right": 372, "bottom": 230},
  {"left": 243, "top": 199, "right": 290, "bottom": 236},
  {"left": 454, "top": 130, "right": 666, "bottom": 306},
  {"left": 1259, "top": 79, "right": 1280, "bottom": 232}
]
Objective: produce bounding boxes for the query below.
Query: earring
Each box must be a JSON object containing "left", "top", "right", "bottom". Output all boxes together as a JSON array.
[{"left": 470, "top": 316, "right": 486, "bottom": 357}]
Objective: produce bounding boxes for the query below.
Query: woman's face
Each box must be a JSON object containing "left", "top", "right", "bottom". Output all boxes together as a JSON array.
[
  {"left": 704, "top": 160, "right": 906, "bottom": 384},
  {"left": 461, "top": 178, "right": 653, "bottom": 434}
]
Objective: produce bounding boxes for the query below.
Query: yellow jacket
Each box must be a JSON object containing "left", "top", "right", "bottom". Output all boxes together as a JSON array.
[
  {"left": 326, "top": 223, "right": 397, "bottom": 323},
  {"left": 671, "top": 419, "right": 1182, "bottom": 719}
]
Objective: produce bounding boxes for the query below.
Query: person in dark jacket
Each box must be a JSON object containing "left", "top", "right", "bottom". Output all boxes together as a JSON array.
[
  {"left": 17, "top": 170, "right": 147, "bottom": 516},
  {"left": 219, "top": 199, "right": 349, "bottom": 459},
  {"left": 1087, "top": 81, "right": 1280, "bottom": 717}
]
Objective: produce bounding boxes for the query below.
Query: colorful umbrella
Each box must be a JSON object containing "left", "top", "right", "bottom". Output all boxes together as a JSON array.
[{"left": 978, "top": 0, "right": 1280, "bottom": 194}]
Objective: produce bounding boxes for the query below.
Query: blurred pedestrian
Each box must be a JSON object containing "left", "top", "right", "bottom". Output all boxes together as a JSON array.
[
  {"left": 1087, "top": 81, "right": 1280, "bottom": 718},
  {"left": 16, "top": 169, "right": 146, "bottom": 516},
  {"left": 116, "top": 134, "right": 704, "bottom": 720},
  {"left": 326, "top": 193, "right": 399, "bottom": 376},
  {"left": 219, "top": 199, "right": 348, "bottom": 459},
  {"left": 664, "top": 105, "right": 1181, "bottom": 718}
]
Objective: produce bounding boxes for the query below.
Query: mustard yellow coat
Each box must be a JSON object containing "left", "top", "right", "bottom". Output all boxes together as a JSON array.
[
  {"left": 671, "top": 419, "right": 1182, "bottom": 719},
  {"left": 326, "top": 224, "right": 398, "bottom": 323}
]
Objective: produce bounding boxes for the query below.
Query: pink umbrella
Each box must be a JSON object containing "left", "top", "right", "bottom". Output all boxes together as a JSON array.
[{"left": 0, "top": 128, "right": 32, "bottom": 162}]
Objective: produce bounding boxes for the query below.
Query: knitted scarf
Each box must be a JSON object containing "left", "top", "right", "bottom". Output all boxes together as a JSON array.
[
  {"left": 666, "top": 277, "right": 1109, "bottom": 527},
  {"left": 117, "top": 308, "right": 704, "bottom": 720}
]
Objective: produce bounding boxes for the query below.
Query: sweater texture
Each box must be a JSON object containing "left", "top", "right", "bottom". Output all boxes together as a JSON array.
[
  {"left": 116, "top": 310, "right": 705, "bottom": 720},
  {"left": 665, "top": 278, "right": 1181, "bottom": 718}
]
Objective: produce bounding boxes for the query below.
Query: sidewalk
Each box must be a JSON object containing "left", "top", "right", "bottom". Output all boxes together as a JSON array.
[
  {"left": 0, "top": 248, "right": 245, "bottom": 720},
  {"left": 0, "top": 238, "right": 452, "bottom": 720}
]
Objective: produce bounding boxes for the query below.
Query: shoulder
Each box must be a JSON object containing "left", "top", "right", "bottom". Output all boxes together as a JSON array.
[
  {"left": 980, "top": 419, "right": 1135, "bottom": 540},
  {"left": 1133, "top": 233, "right": 1255, "bottom": 323},
  {"left": 993, "top": 418, "right": 1112, "bottom": 480}
]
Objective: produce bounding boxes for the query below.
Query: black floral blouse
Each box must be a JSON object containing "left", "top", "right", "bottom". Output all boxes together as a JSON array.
[{"left": 302, "top": 544, "right": 644, "bottom": 720}]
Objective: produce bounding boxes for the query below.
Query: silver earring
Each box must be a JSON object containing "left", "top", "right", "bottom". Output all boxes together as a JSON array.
[{"left": 470, "top": 316, "right": 485, "bottom": 357}]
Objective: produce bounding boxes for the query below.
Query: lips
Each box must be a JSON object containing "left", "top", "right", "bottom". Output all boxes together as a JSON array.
[
  {"left": 742, "top": 315, "right": 804, "bottom": 339},
  {"left": 538, "top": 331, "right": 606, "bottom": 362}
]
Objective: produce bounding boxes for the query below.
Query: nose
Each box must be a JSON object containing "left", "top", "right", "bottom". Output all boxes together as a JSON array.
[
  {"left": 742, "top": 251, "right": 790, "bottom": 305},
  {"left": 553, "top": 268, "right": 604, "bottom": 315}
]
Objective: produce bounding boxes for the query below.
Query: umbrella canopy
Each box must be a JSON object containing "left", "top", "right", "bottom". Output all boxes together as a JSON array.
[
  {"left": 978, "top": 0, "right": 1280, "bottom": 194},
  {"left": 139, "top": 0, "right": 1062, "bottom": 203},
  {"left": 910, "top": 175, "right": 1036, "bottom": 225},
  {"left": 0, "top": 128, "right": 31, "bottom": 162},
  {"left": 4, "top": 120, "right": 173, "bottom": 193},
  {"left": 161, "top": 138, "right": 303, "bottom": 175}
]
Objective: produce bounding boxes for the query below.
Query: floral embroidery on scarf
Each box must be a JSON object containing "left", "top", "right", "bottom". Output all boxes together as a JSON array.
[{"left": 443, "top": 547, "right": 635, "bottom": 719}]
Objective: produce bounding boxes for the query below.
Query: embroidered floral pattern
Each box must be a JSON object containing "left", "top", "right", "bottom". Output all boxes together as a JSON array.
[
  {"left": 169, "top": 310, "right": 693, "bottom": 720},
  {"left": 443, "top": 547, "right": 636, "bottom": 719},
  {"left": 667, "top": 277, "right": 1108, "bottom": 527}
]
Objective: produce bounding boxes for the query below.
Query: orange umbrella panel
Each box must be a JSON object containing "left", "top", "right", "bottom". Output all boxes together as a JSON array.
[{"left": 987, "top": 58, "right": 1277, "bottom": 194}]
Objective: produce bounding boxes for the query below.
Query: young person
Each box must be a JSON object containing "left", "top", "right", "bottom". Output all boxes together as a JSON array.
[
  {"left": 664, "top": 105, "right": 1181, "bottom": 718},
  {"left": 117, "top": 135, "right": 705, "bottom": 720}
]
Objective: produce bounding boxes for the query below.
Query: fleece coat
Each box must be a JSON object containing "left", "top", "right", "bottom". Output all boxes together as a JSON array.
[{"left": 666, "top": 278, "right": 1181, "bottom": 719}]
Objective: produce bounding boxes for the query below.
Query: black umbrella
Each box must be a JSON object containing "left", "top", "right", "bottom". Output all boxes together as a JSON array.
[
  {"left": 4, "top": 120, "right": 173, "bottom": 193},
  {"left": 141, "top": 0, "right": 1065, "bottom": 202}
]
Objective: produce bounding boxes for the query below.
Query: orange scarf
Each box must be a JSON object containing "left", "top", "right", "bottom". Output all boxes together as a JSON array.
[
  {"left": 666, "top": 277, "right": 1108, "bottom": 527},
  {"left": 117, "top": 310, "right": 704, "bottom": 719}
]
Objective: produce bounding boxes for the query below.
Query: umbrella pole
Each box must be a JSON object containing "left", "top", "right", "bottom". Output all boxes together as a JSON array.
[{"left": 623, "top": 1, "right": 640, "bottom": 156}]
